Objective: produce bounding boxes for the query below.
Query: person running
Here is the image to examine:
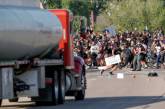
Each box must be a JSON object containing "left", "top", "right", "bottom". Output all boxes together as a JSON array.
[{"left": 99, "top": 42, "right": 122, "bottom": 75}]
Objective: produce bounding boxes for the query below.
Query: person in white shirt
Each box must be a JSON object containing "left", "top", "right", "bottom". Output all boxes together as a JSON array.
[
  {"left": 155, "top": 41, "right": 161, "bottom": 68},
  {"left": 90, "top": 41, "right": 99, "bottom": 67}
]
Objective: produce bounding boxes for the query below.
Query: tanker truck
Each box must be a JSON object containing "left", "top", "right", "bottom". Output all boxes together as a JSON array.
[{"left": 0, "top": 1, "right": 86, "bottom": 106}]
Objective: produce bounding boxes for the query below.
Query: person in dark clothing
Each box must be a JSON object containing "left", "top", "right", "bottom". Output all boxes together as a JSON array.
[{"left": 120, "top": 43, "right": 132, "bottom": 68}]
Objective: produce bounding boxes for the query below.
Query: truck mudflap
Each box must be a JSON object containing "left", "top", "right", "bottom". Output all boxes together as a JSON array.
[{"left": 0, "top": 68, "right": 14, "bottom": 99}]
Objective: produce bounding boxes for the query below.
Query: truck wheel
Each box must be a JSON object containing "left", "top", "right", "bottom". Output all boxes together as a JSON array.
[
  {"left": 75, "top": 72, "right": 86, "bottom": 100},
  {"left": 9, "top": 98, "right": 18, "bottom": 102},
  {"left": 0, "top": 100, "right": 2, "bottom": 106},
  {"left": 52, "top": 71, "right": 59, "bottom": 105},
  {"left": 58, "top": 70, "right": 65, "bottom": 104}
]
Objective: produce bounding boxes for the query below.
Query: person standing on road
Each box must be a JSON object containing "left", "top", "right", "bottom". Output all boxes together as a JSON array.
[
  {"left": 90, "top": 41, "right": 99, "bottom": 67},
  {"left": 155, "top": 41, "right": 162, "bottom": 68},
  {"left": 132, "top": 43, "right": 143, "bottom": 71}
]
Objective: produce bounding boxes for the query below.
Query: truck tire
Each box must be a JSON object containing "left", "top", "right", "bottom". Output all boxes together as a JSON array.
[
  {"left": 0, "top": 100, "right": 2, "bottom": 106},
  {"left": 75, "top": 71, "right": 86, "bottom": 100},
  {"left": 58, "top": 69, "right": 65, "bottom": 104},
  {"left": 52, "top": 71, "right": 59, "bottom": 105},
  {"left": 9, "top": 98, "right": 18, "bottom": 102}
]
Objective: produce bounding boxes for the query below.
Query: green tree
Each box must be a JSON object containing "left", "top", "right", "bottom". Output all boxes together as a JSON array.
[
  {"left": 61, "top": 0, "right": 70, "bottom": 9},
  {"left": 41, "top": 0, "right": 108, "bottom": 27},
  {"left": 40, "top": 0, "right": 61, "bottom": 9},
  {"left": 69, "top": 0, "right": 92, "bottom": 25},
  {"left": 91, "top": 0, "right": 108, "bottom": 22},
  {"left": 102, "top": 0, "right": 165, "bottom": 32}
]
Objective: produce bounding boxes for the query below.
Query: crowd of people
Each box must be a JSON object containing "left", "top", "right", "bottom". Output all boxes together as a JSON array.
[{"left": 73, "top": 27, "right": 165, "bottom": 75}]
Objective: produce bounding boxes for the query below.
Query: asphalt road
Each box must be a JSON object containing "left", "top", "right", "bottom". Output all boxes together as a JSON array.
[{"left": 1, "top": 68, "right": 165, "bottom": 109}]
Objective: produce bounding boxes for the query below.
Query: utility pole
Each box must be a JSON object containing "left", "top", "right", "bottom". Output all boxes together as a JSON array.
[
  {"left": 144, "top": 0, "right": 148, "bottom": 30},
  {"left": 90, "top": 0, "right": 94, "bottom": 29}
]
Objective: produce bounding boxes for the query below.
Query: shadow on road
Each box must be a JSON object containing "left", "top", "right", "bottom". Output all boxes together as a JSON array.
[
  {"left": 62, "top": 96, "right": 165, "bottom": 109},
  {"left": 1, "top": 96, "right": 165, "bottom": 109}
]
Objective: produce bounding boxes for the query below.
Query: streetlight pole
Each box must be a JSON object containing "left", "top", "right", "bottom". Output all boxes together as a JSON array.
[
  {"left": 144, "top": 0, "right": 148, "bottom": 30},
  {"left": 90, "top": 0, "right": 94, "bottom": 29}
]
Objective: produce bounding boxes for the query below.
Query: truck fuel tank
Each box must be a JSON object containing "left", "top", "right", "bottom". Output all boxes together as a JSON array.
[{"left": 0, "top": 6, "right": 63, "bottom": 60}]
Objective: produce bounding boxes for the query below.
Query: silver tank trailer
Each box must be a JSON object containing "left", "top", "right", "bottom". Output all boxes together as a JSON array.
[{"left": 0, "top": 6, "right": 63, "bottom": 60}]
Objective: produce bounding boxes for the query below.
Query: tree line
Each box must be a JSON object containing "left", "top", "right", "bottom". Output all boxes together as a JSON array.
[{"left": 41, "top": 0, "right": 165, "bottom": 32}]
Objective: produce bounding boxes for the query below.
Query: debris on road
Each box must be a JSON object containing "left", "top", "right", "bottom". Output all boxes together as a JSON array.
[{"left": 148, "top": 72, "right": 158, "bottom": 77}]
